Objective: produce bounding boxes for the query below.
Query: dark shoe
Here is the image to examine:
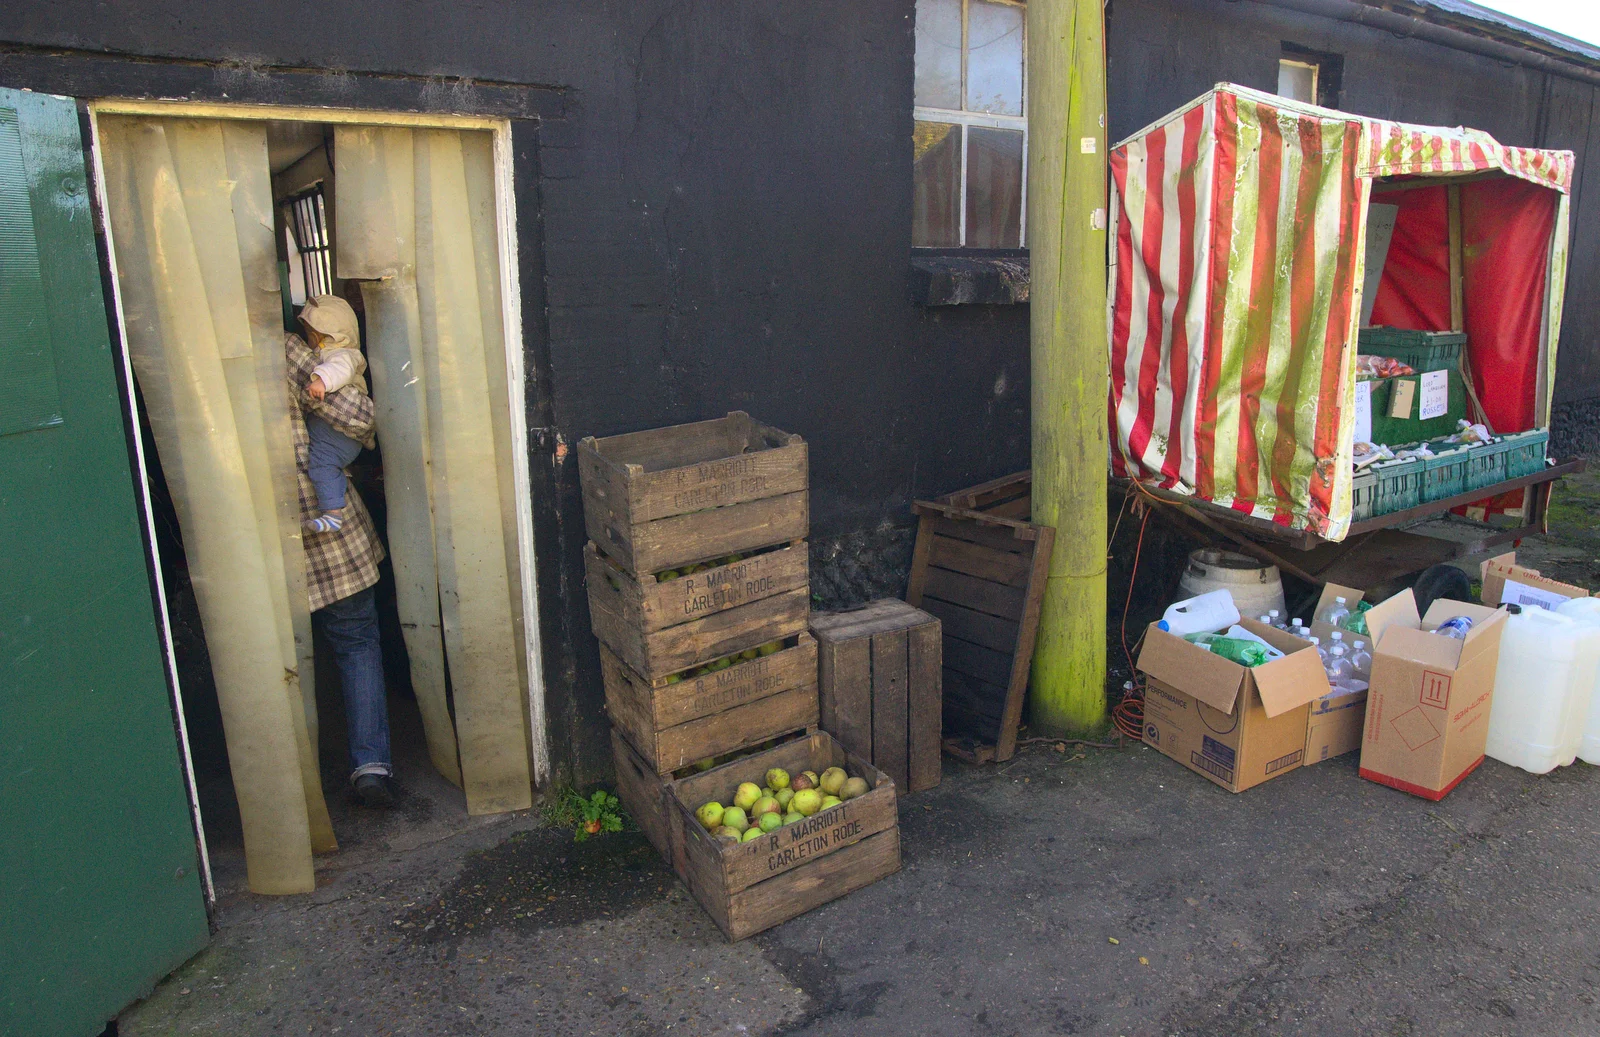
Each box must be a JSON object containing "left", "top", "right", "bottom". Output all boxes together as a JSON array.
[{"left": 354, "top": 773, "right": 394, "bottom": 808}]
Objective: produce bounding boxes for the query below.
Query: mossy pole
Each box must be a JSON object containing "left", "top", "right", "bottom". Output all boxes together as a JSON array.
[{"left": 1026, "top": 0, "right": 1108, "bottom": 735}]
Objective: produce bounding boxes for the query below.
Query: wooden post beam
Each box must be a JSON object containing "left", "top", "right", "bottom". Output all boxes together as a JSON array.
[{"left": 1026, "top": 0, "right": 1109, "bottom": 736}]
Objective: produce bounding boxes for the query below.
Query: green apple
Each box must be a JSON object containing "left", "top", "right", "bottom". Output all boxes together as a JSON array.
[
  {"left": 765, "top": 768, "right": 791, "bottom": 791},
  {"left": 839, "top": 776, "right": 869, "bottom": 800},
  {"left": 819, "top": 767, "right": 847, "bottom": 795},
  {"left": 721, "top": 806, "right": 748, "bottom": 833},
  {"left": 713, "top": 826, "right": 741, "bottom": 843},
  {"left": 752, "top": 796, "right": 781, "bottom": 819},
  {"left": 657, "top": 570, "right": 679, "bottom": 583},
  {"left": 758, "top": 640, "right": 783, "bottom": 656},
  {"left": 741, "top": 827, "right": 762, "bottom": 842},
  {"left": 732, "top": 783, "right": 762, "bottom": 811},
  {"left": 758, "top": 811, "right": 783, "bottom": 833},
  {"left": 820, "top": 795, "right": 841, "bottom": 810},
  {"left": 783, "top": 811, "right": 803, "bottom": 825},
  {"left": 792, "top": 789, "right": 822, "bottom": 817},
  {"left": 775, "top": 788, "right": 794, "bottom": 809},
  {"left": 695, "top": 801, "right": 725, "bottom": 830},
  {"left": 803, "top": 771, "right": 819, "bottom": 787},
  {"left": 692, "top": 757, "right": 715, "bottom": 771}
]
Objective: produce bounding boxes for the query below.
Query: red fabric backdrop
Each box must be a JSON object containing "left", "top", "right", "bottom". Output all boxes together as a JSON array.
[{"left": 1367, "top": 178, "right": 1557, "bottom": 435}]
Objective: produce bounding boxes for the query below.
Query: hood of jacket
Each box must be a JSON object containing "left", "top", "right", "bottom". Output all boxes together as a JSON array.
[{"left": 299, "top": 294, "right": 360, "bottom": 353}]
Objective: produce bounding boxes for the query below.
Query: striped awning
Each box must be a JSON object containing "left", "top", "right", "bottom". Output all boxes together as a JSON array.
[{"left": 1108, "top": 83, "right": 1573, "bottom": 540}]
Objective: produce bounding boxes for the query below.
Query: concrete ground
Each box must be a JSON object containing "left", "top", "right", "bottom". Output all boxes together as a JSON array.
[{"left": 121, "top": 468, "right": 1600, "bottom": 1037}]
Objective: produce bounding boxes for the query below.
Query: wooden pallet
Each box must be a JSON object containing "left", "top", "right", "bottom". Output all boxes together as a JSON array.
[
  {"left": 612, "top": 729, "right": 901, "bottom": 941},
  {"left": 577, "top": 412, "right": 809, "bottom": 576},
  {"left": 602, "top": 632, "right": 820, "bottom": 774},
  {"left": 907, "top": 471, "right": 1052, "bottom": 763},
  {"left": 811, "top": 600, "right": 943, "bottom": 794}
]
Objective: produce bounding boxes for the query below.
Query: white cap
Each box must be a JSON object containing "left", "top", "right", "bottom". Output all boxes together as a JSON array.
[
  {"left": 1355, "top": 640, "right": 1366, "bottom": 649},
  {"left": 1331, "top": 631, "right": 1343, "bottom": 641},
  {"left": 1335, "top": 596, "right": 1347, "bottom": 604}
]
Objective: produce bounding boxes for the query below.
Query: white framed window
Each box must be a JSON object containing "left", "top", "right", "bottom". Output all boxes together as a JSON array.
[
  {"left": 1277, "top": 58, "right": 1319, "bottom": 104},
  {"left": 913, "top": 0, "right": 1027, "bottom": 248}
]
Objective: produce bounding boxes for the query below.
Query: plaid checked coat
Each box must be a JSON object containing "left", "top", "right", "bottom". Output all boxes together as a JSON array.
[{"left": 286, "top": 333, "right": 385, "bottom": 612}]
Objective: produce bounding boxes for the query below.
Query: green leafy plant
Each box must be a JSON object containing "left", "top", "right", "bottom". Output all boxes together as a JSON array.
[{"left": 545, "top": 787, "right": 625, "bottom": 842}]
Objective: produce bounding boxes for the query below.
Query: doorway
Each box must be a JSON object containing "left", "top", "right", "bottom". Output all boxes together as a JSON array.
[{"left": 88, "top": 102, "right": 548, "bottom": 898}]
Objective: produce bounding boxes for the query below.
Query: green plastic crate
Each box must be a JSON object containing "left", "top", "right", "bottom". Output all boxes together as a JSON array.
[
  {"left": 1503, "top": 428, "right": 1550, "bottom": 479},
  {"left": 1420, "top": 444, "right": 1472, "bottom": 502},
  {"left": 1464, "top": 439, "right": 1512, "bottom": 492},
  {"left": 1372, "top": 457, "right": 1423, "bottom": 515},
  {"left": 1350, "top": 467, "right": 1377, "bottom": 522},
  {"left": 1358, "top": 327, "right": 1466, "bottom": 373}
]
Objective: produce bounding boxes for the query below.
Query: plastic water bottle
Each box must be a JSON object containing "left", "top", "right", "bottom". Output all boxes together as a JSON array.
[
  {"left": 1350, "top": 640, "right": 1372, "bottom": 679},
  {"left": 1435, "top": 616, "right": 1474, "bottom": 640},
  {"left": 1320, "top": 596, "right": 1351, "bottom": 629},
  {"left": 1290, "top": 617, "right": 1308, "bottom": 638},
  {"left": 1268, "top": 609, "right": 1285, "bottom": 630},
  {"left": 1330, "top": 631, "right": 1344, "bottom": 647},
  {"left": 1184, "top": 634, "right": 1271, "bottom": 667},
  {"left": 1325, "top": 643, "right": 1354, "bottom": 682},
  {"left": 1309, "top": 636, "right": 1328, "bottom": 663},
  {"left": 1158, "top": 589, "right": 1241, "bottom": 637}
]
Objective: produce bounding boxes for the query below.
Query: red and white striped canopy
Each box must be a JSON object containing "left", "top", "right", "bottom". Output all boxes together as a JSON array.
[{"left": 1108, "top": 83, "right": 1572, "bottom": 540}]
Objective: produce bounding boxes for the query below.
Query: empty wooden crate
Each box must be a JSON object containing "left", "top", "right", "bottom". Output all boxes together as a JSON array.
[
  {"left": 611, "top": 728, "right": 901, "bottom": 941},
  {"left": 810, "top": 600, "right": 942, "bottom": 793},
  {"left": 907, "top": 472, "right": 1054, "bottom": 763},
  {"left": 578, "top": 412, "right": 809, "bottom": 576}
]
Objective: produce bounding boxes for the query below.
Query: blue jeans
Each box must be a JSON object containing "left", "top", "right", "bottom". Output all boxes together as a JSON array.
[
  {"left": 306, "top": 414, "right": 363, "bottom": 512},
  {"left": 314, "top": 585, "right": 392, "bottom": 780}
]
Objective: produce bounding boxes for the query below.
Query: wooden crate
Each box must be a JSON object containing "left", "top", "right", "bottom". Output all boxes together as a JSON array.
[
  {"left": 578, "top": 412, "right": 809, "bottom": 576},
  {"left": 602, "top": 632, "right": 820, "bottom": 774},
  {"left": 613, "top": 729, "right": 901, "bottom": 941},
  {"left": 585, "top": 540, "right": 810, "bottom": 634},
  {"left": 907, "top": 471, "right": 1054, "bottom": 763},
  {"left": 809, "top": 600, "right": 942, "bottom": 794}
]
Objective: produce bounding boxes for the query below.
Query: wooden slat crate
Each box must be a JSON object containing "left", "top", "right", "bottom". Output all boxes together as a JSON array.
[
  {"left": 578, "top": 412, "right": 809, "bottom": 576},
  {"left": 907, "top": 471, "right": 1053, "bottom": 764},
  {"left": 585, "top": 540, "right": 810, "bottom": 634},
  {"left": 810, "top": 600, "right": 943, "bottom": 793},
  {"left": 612, "top": 729, "right": 901, "bottom": 941},
  {"left": 602, "top": 632, "right": 820, "bottom": 774},
  {"left": 586, "top": 543, "right": 810, "bottom": 679}
]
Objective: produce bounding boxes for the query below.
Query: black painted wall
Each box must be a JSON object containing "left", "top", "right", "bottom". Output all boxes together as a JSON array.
[{"left": 2, "top": 0, "right": 1595, "bottom": 783}]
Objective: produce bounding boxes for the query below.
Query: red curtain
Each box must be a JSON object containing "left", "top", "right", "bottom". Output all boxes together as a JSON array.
[{"left": 1369, "top": 186, "right": 1452, "bottom": 332}]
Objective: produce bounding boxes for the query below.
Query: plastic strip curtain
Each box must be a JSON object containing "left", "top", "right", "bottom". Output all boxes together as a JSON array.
[
  {"left": 99, "top": 116, "right": 335, "bottom": 895},
  {"left": 335, "top": 126, "right": 532, "bottom": 814}
]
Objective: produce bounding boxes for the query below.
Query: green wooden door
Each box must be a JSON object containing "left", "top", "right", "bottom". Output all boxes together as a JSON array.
[{"left": 0, "top": 89, "right": 208, "bottom": 1036}]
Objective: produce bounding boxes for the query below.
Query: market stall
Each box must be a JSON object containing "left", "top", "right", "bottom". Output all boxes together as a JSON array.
[{"left": 1106, "top": 83, "right": 1578, "bottom": 580}]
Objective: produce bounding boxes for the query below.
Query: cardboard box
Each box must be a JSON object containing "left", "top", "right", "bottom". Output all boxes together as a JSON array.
[
  {"left": 1304, "top": 686, "right": 1367, "bottom": 765},
  {"left": 1308, "top": 582, "right": 1368, "bottom": 645},
  {"left": 1357, "top": 590, "right": 1507, "bottom": 800},
  {"left": 1138, "top": 619, "right": 1332, "bottom": 792},
  {"left": 1478, "top": 552, "right": 1587, "bottom": 611}
]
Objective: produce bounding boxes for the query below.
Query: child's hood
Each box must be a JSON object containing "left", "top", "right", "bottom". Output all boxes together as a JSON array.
[{"left": 300, "top": 295, "right": 360, "bottom": 353}]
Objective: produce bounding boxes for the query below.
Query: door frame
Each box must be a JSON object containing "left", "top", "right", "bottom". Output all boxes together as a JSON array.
[{"left": 84, "top": 101, "right": 551, "bottom": 896}]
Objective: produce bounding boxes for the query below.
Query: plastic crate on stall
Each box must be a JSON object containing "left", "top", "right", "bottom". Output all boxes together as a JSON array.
[
  {"left": 1420, "top": 445, "right": 1473, "bottom": 502},
  {"left": 1503, "top": 429, "right": 1550, "bottom": 479},
  {"left": 1350, "top": 467, "right": 1378, "bottom": 522},
  {"left": 1358, "top": 328, "right": 1467, "bottom": 373},
  {"left": 1464, "top": 439, "right": 1512, "bottom": 492},
  {"left": 1372, "top": 457, "right": 1423, "bottom": 516}
]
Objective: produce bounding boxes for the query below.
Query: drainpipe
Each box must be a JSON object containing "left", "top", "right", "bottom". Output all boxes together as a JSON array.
[
  {"left": 1026, "top": 0, "right": 1109, "bottom": 736},
  {"left": 1244, "top": 0, "right": 1600, "bottom": 89}
]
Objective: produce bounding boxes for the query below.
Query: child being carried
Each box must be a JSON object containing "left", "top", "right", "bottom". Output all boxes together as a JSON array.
[{"left": 299, "top": 295, "right": 371, "bottom": 535}]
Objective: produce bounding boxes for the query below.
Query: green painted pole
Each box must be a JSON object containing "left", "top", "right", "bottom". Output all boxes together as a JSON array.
[{"left": 1026, "top": 0, "right": 1108, "bottom": 735}]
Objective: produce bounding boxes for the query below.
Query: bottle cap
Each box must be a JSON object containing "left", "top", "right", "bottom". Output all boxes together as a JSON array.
[{"left": 1157, "top": 620, "right": 1171, "bottom": 631}]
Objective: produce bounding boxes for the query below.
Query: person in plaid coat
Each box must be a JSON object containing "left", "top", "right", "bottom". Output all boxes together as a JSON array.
[{"left": 286, "top": 306, "right": 394, "bottom": 807}]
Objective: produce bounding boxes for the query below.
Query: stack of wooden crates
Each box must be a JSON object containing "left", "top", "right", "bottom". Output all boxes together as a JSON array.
[{"left": 580, "top": 412, "right": 902, "bottom": 940}]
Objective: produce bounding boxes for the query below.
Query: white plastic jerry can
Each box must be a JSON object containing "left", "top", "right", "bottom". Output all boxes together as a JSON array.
[
  {"left": 1157, "top": 588, "right": 1240, "bottom": 638},
  {"left": 1555, "top": 597, "right": 1600, "bottom": 764},
  {"left": 1486, "top": 607, "right": 1600, "bottom": 773}
]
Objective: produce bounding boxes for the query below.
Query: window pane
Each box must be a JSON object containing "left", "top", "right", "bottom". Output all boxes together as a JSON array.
[
  {"left": 1278, "top": 60, "right": 1316, "bottom": 104},
  {"left": 913, "top": 121, "right": 962, "bottom": 247},
  {"left": 967, "top": 1, "right": 1024, "bottom": 116},
  {"left": 966, "top": 126, "right": 1023, "bottom": 248},
  {"left": 915, "top": 0, "right": 963, "bottom": 110}
]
